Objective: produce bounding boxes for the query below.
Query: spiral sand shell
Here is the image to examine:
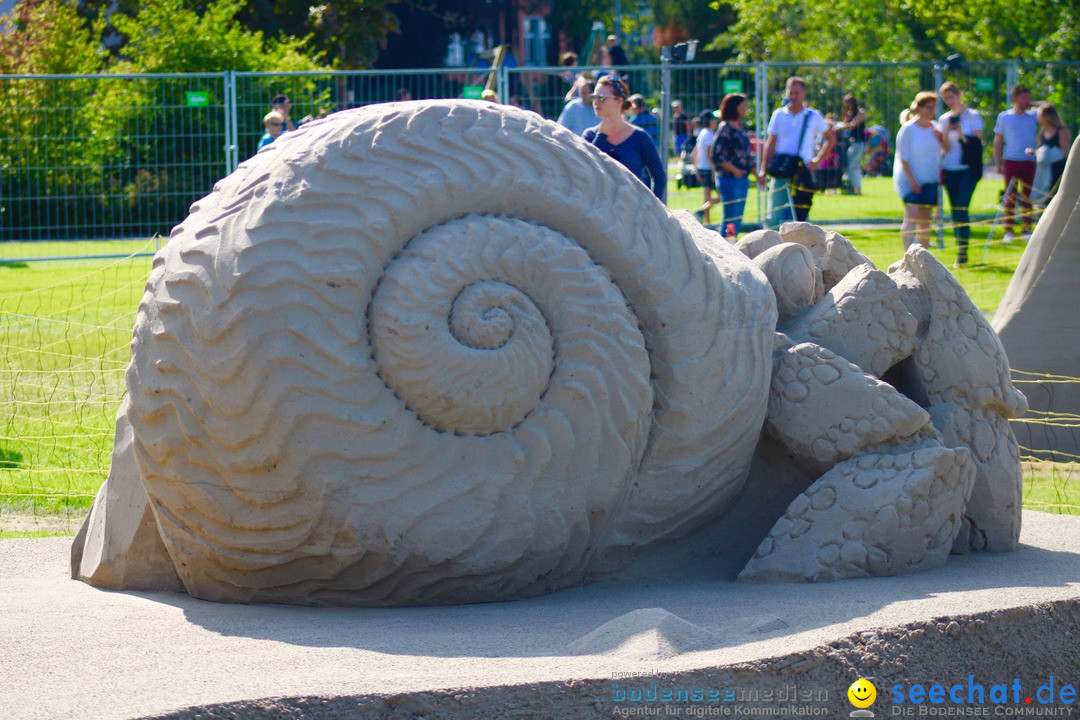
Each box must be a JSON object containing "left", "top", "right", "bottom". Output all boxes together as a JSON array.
[{"left": 125, "top": 101, "right": 776, "bottom": 605}]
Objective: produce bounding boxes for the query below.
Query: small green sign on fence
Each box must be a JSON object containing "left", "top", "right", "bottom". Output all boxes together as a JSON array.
[
  {"left": 463, "top": 85, "right": 484, "bottom": 100},
  {"left": 185, "top": 91, "right": 210, "bottom": 107},
  {"left": 722, "top": 79, "right": 744, "bottom": 93},
  {"left": 975, "top": 77, "right": 995, "bottom": 92}
]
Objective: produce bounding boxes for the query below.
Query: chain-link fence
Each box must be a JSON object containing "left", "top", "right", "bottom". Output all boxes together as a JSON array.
[
  {"left": 1, "top": 61, "right": 1078, "bottom": 261},
  {"left": 3, "top": 63, "right": 1079, "bottom": 531},
  {"left": 0, "top": 72, "right": 231, "bottom": 255}
]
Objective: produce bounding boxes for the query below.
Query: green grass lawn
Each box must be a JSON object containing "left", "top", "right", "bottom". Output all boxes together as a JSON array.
[
  {"left": 669, "top": 174, "right": 1031, "bottom": 318},
  {"left": 1023, "top": 462, "right": 1080, "bottom": 514},
  {"left": 1, "top": 249, "right": 154, "bottom": 519},
  {"left": 667, "top": 171, "right": 1010, "bottom": 224},
  {"left": 0, "top": 195, "right": 1074, "bottom": 535},
  {"left": 0, "top": 238, "right": 163, "bottom": 264},
  {"left": 0, "top": 529, "right": 75, "bottom": 539}
]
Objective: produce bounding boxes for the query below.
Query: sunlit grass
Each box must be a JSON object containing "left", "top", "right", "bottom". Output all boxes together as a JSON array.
[
  {"left": 1, "top": 252, "right": 153, "bottom": 517},
  {"left": 0, "top": 529, "right": 76, "bottom": 538},
  {"left": 0, "top": 194, "right": 1073, "bottom": 524},
  {"left": 1022, "top": 461, "right": 1080, "bottom": 515}
]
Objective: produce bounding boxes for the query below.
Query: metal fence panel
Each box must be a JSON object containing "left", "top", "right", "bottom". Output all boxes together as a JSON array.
[
  {"left": 0, "top": 73, "right": 228, "bottom": 250},
  {"left": 667, "top": 64, "right": 757, "bottom": 126},
  {"left": 501, "top": 64, "right": 663, "bottom": 121},
  {"left": 758, "top": 62, "right": 936, "bottom": 149},
  {"left": 2, "top": 62, "right": 1080, "bottom": 261},
  {"left": 1018, "top": 60, "right": 1080, "bottom": 137},
  {"left": 233, "top": 69, "right": 498, "bottom": 167}
]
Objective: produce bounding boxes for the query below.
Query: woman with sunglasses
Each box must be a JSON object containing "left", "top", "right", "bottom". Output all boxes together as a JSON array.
[
  {"left": 257, "top": 111, "right": 285, "bottom": 151},
  {"left": 583, "top": 75, "right": 666, "bottom": 201}
]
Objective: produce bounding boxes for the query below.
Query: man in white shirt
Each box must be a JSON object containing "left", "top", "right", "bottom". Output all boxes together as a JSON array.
[
  {"left": 758, "top": 76, "right": 835, "bottom": 227},
  {"left": 993, "top": 84, "right": 1039, "bottom": 242}
]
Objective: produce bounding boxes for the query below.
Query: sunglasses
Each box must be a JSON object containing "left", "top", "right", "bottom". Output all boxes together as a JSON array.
[
  {"left": 268, "top": 122, "right": 284, "bottom": 127},
  {"left": 592, "top": 95, "right": 615, "bottom": 104}
]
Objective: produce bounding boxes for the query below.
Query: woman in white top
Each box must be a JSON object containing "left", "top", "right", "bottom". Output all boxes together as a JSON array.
[
  {"left": 693, "top": 111, "right": 718, "bottom": 224},
  {"left": 938, "top": 82, "right": 984, "bottom": 266},
  {"left": 894, "top": 91, "right": 945, "bottom": 249}
]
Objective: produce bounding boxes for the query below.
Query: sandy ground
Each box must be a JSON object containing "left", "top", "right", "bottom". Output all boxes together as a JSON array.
[
  {"left": 0, "top": 512, "right": 84, "bottom": 535},
  {"left": 2, "top": 511, "right": 1079, "bottom": 720}
]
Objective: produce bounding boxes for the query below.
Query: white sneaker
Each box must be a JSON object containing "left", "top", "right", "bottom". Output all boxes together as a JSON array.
[{"left": 1002, "top": 232, "right": 1014, "bottom": 244}]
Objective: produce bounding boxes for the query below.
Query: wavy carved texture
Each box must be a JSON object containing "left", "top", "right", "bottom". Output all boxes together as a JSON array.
[{"left": 126, "top": 101, "right": 775, "bottom": 605}]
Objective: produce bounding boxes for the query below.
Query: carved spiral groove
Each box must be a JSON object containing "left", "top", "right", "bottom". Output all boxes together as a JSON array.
[{"left": 369, "top": 216, "right": 624, "bottom": 437}]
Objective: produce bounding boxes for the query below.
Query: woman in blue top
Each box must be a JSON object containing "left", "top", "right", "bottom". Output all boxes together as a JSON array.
[{"left": 583, "top": 75, "right": 667, "bottom": 201}]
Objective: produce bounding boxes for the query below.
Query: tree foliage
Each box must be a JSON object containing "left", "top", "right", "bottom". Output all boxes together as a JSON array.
[
  {"left": 0, "top": 0, "right": 106, "bottom": 74},
  {"left": 651, "top": 0, "right": 735, "bottom": 62},
  {"left": 719, "top": 0, "right": 1080, "bottom": 62},
  {"left": 0, "top": 0, "right": 333, "bottom": 243},
  {"left": 109, "top": 0, "right": 321, "bottom": 72},
  {"left": 77, "top": 0, "right": 400, "bottom": 71},
  {"left": 306, "top": 0, "right": 401, "bottom": 69}
]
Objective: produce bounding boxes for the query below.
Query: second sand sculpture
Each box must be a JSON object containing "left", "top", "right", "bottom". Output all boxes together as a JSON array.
[{"left": 72, "top": 101, "right": 1028, "bottom": 605}]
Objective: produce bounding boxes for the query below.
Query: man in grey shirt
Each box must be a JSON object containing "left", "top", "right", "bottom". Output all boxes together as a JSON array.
[
  {"left": 557, "top": 81, "right": 599, "bottom": 137},
  {"left": 993, "top": 85, "right": 1039, "bottom": 242}
]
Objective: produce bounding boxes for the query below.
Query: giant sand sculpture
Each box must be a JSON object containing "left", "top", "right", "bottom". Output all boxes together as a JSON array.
[
  {"left": 71, "top": 101, "right": 1027, "bottom": 606},
  {"left": 994, "top": 134, "right": 1080, "bottom": 461}
]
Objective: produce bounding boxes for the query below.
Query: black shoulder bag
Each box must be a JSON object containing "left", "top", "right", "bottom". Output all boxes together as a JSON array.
[{"left": 766, "top": 112, "right": 811, "bottom": 179}]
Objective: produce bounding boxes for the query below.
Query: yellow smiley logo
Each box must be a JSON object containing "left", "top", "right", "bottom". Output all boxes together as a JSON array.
[{"left": 848, "top": 678, "right": 877, "bottom": 708}]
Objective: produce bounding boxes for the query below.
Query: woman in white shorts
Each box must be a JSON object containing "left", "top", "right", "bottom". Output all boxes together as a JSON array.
[{"left": 894, "top": 92, "right": 945, "bottom": 249}]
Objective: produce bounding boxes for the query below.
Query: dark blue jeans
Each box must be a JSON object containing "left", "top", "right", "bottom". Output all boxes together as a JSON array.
[
  {"left": 943, "top": 169, "right": 978, "bottom": 261},
  {"left": 717, "top": 175, "right": 750, "bottom": 237}
]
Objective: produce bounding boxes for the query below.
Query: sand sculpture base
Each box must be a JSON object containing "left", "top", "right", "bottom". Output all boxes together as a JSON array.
[{"left": 9, "top": 511, "right": 1080, "bottom": 720}]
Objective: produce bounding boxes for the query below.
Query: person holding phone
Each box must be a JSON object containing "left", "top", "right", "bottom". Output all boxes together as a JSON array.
[
  {"left": 270, "top": 94, "right": 315, "bottom": 134},
  {"left": 938, "top": 82, "right": 984, "bottom": 266}
]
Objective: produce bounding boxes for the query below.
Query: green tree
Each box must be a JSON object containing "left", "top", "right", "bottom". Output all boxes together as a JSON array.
[
  {"left": 307, "top": 0, "right": 401, "bottom": 69},
  {"left": 718, "top": 0, "right": 1079, "bottom": 62},
  {"left": 547, "top": 0, "right": 608, "bottom": 64},
  {"left": 0, "top": 0, "right": 331, "bottom": 240},
  {"left": 77, "top": 0, "right": 401, "bottom": 71},
  {"left": 0, "top": 0, "right": 106, "bottom": 74},
  {"left": 109, "top": 0, "right": 319, "bottom": 73},
  {"left": 0, "top": 0, "right": 114, "bottom": 239},
  {"left": 651, "top": 0, "right": 735, "bottom": 62}
]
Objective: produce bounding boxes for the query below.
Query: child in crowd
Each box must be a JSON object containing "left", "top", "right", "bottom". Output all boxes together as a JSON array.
[{"left": 257, "top": 111, "right": 285, "bottom": 151}]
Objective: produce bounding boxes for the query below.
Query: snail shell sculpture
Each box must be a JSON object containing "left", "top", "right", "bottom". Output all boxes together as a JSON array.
[
  {"left": 103, "top": 101, "right": 776, "bottom": 605},
  {"left": 73, "top": 103, "right": 1028, "bottom": 605}
]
